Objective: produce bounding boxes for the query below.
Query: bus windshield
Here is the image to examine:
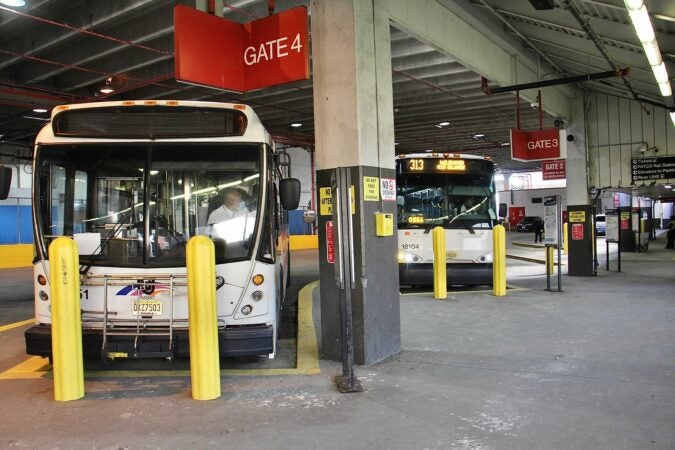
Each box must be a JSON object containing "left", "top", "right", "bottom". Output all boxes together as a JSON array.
[
  {"left": 35, "top": 142, "right": 262, "bottom": 267},
  {"left": 397, "top": 171, "right": 496, "bottom": 230}
]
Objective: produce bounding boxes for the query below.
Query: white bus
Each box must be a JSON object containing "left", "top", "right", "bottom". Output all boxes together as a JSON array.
[
  {"left": 396, "top": 153, "right": 497, "bottom": 286},
  {"left": 24, "top": 100, "right": 300, "bottom": 360}
]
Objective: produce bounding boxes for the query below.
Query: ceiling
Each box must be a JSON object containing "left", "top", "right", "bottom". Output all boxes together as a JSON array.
[{"left": 0, "top": 0, "right": 673, "bottom": 177}]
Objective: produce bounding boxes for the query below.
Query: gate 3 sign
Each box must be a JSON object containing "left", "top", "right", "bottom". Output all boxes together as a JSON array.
[{"left": 510, "top": 128, "right": 567, "bottom": 162}]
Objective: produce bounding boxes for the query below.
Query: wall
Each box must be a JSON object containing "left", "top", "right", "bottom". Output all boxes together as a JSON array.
[
  {"left": 586, "top": 92, "right": 674, "bottom": 190},
  {"left": 498, "top": 187, "right": 567, "bottom": 218}
]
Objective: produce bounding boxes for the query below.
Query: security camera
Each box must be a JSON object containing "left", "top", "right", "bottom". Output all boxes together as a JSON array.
[
  {"left": 639, "top": 143, "right": 648, "bottom": 153},
  {"left": 554, "top": 117, "right": 567, "bottom": 128}
]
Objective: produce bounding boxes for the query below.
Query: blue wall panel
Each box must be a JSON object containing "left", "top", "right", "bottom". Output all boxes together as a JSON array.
[{"left": 0, "top": 205, "right": 33, "bottom": 244}]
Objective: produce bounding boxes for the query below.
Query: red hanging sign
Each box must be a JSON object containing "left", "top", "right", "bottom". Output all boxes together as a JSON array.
[
  {"left": 511, "top": 128, "right": 567, "bottom": 162},
  {"left": 542, "top": 159, "right": 566, "bottom": 180},
  {"left": 174, "top": 5, "right": 309, "bottom": 93}
]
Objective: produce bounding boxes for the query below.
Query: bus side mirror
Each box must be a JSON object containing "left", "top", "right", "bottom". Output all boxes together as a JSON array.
[
  {"left": 498, "top": 203, "right": 507, "bottom": 218},
  {"left": 279, "top": 178, "right": 301, "bottom": 210},
  {"left": 0, "top": 165, "right": 11, "bottom": 200}
]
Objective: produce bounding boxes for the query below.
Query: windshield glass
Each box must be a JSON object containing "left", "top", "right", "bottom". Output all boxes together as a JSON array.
[
  {"left": 396, "top": 168, "right": 496, "bottom": 230},
  {"left": 36, "top": 143, "right": 262, "bottom": 267}
]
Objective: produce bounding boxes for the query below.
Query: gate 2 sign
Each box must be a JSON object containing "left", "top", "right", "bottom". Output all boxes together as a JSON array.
[
  {"left": 174, "top": 5, "right": 309, "bottom": 93},
  {"left": 510, "top": 128, "right": 567, "bottom": 162}
]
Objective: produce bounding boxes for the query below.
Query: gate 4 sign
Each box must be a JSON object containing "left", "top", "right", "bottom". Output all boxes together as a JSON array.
[{"left": 175, "top": 5, "right": 309, "bottom": 93}]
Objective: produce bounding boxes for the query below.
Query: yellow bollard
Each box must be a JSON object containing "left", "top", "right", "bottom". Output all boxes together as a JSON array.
[
  {"left": 432, "top": 226, "right": 447, "bottom": 299},
  {"left": 547, "top": 246, "right": 554, "bottom": 275},
  {"left": 186, "top": 236, "right": 221, "bottom": 400},
  {"left": 563, "top": 222, "right": 568, "bottom": 255},
  {"left": 49, "top": 237, "right": 84, "bottom": 402},
  {"left": 492, "top": 224, "right": 506, "bottom": 296}
]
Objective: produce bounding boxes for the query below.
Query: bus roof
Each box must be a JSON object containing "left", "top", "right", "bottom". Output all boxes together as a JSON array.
[
  {"left": 36, "top": 100, "right": 271, "bottom": 145},
  {"left": 397, "top": 152, "right": 492, "bottom": 161}
]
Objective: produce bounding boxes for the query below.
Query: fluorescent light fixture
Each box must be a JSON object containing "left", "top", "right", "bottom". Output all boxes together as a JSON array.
[
  {"left": 473, "top": 133, "right": 485, "bottom": 139},
  {"left": 664, "top": 185, "right": 672, "bottom": 189},
  {"left": 99, "top": 86, "right": 114, "bottom": 94},
  {"left": 424, "top": 149, "right": 434, "bottom": 152},
  {"left": 628, "top": 6, "right": 655, "bottom": 43},
  {"left": 32, "top": 107, "right": 48, "bottom": 113},
  {"left": 394, "top": 142, "right": 399, "bottom": 146},
  {"left": 623, "top": 0, "right": 643, "bottom": 10},
  {"left": 22, "top": 116, "right": 50, "bottom": 121},
  {"left": 658, "top": 81, "right": 672, "bottom": 97},
  {"left": 501, "top": 142, "right": 510, "bottom": 147},
  {"left": 438, "top": 121, "right": 450, "bottom": 127},
  {"left": 651, "top": 61, "right": 669, "bottom": 83},
  {"left": 290, "top": 123, "right": 302, "bottom": 128},
  {"left": 642, "top": 40, "right": 662, "bottom": 66},
  {"left": 0, "top": 0, "right": 26, "bottom": 6}
]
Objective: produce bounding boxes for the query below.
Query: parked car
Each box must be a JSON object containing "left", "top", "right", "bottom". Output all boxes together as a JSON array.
[
  {"left": 516, "top": 216, "right": 542, "bottom": 232},
  {"left": 595, "top": 215, "right": 606, "bottom": 236}
]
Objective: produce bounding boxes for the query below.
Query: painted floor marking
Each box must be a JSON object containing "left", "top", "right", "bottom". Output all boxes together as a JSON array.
[
  {"left": 400, "top": 284, "right": 529, "bottom": 297},
  {"left": 0, "top": 319, "right": 34, "bottom": 333},
  {"left": 0, "top": 282, "right": 321, "bottom": 380}
]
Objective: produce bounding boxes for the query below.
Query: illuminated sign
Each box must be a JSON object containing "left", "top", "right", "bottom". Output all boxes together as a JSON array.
[
  {"left": 407, "top": 216, "right": 425, "bottom": 224},
  {"left": 406, "top": 159, "right": 466, "bottom": 173}
]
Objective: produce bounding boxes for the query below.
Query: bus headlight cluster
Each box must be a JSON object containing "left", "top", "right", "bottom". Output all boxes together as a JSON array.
[
  {"left": 251, "top": 290, "right": 263, "bottom": 301},
  {"left": 398, "top": 251, "right": 421, "bottom": 263},
  {"left": 39, "top": 290, "right": 49, "bottom": 301},
  {"left": 241, "top": 305, "right": 253, "bottom": 315},
  {"left": 478, "top": 251, "right": 493, "bottom": 263}
]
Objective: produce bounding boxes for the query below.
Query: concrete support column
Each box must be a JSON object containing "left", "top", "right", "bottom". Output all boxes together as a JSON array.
[
  {"left": 312, "top": 0, "right": 400, "bottom": 365},
  {"left": 566, "top": 96, "right": 594, "bottom": 276}
]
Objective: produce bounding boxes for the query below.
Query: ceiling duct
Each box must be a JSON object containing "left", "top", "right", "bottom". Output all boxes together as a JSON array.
[{"left": 527, "top": 0, "right": 555, "bottom": 10}]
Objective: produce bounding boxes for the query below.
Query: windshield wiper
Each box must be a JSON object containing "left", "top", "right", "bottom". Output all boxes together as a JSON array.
[{"left": 79, "top": 211, "right": 131, "bottom": 275}]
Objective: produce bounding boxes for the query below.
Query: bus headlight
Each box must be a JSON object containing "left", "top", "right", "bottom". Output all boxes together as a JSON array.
[
  {"left": 251, "top": 290, "right": 263, "bottom": 301},
  {"left": 478, "top": 251, "right": 493, "bottom": 263},
  {"left": 37, "top": 275, "right": 47, "bottom": 285},
  {"left": 398, "top": 250, "right": 421, "bottom": 263},
  {"left": 241, "top": 305, "right": 253, "bottom": 315},
  {"left": 39, "top": 290, "right": 49, "bottom": 301}
]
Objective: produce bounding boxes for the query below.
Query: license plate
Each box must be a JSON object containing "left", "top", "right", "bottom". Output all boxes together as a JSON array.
[{"left": 132, "top": 299, "right": 162, "bottom": 316}]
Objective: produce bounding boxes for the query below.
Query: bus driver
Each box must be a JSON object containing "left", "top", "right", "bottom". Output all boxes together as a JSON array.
[{"left": 207, "top": 188, "right": 249, "bottom": 224}]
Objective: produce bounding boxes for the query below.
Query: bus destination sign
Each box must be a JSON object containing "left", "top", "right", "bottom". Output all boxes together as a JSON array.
[
  {"left": 631, "top": 156, "right": 675, "bottom": 181},
  {"left": 407, "top": 158, "right": 466, "bottom": 173}
]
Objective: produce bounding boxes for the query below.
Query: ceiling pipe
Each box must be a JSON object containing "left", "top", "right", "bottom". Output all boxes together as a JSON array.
[
  {"left": 562, "top": 0, "right": 653, "bottom": 112},
  {"left": 481, "top": 68, "right": 630, "bottom": 95},
  {"left": 0, "top": 5, "right": 171, "bottom": 57}
]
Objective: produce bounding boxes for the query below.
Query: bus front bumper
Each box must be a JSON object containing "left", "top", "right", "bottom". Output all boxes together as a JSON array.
[
  {"left": 25, "top": 324, "right": 273, "bottom": 359},
  {"left": 399, "top": 262, "right": 493, "bottom": 286}
]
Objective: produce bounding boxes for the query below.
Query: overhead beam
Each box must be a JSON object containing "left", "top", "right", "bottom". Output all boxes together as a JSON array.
[{"left": 387, "top": 0, "right": 573, "bottom": 119}]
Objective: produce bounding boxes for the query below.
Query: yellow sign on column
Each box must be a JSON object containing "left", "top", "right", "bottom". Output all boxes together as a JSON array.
[
  {"left": 319, "top": 186, "right": 356, "bottom": 215},
  {"left": 319, "top": 187, "right": 332, "bottom": 215},
  {"left": 363, "top": 176, "right": 379, "bottom": 201}
]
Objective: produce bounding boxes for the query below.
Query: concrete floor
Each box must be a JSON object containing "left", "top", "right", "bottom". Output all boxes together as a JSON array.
[{"left": 0, "top": 232, "right": 673, "bottom": 449}]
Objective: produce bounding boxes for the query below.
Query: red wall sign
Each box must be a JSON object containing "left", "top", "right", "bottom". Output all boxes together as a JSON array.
[
  {"left": 511, "top": 128, "right": 567, "bottom": 162},
  {"left": 174, "top": 5, "right": 309, "bottom": 93},
  {"left": 542, "top": 159, "right": 566, "bottom": 180},
  {"left": 326, "top": 221, "right": 335, "bottom": 264},
  {"left": 508, "top": 206, "right": 525, "bottom": 228},
  {"left": 571, "top": 223, "right": 584, "bottom": 240}
]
